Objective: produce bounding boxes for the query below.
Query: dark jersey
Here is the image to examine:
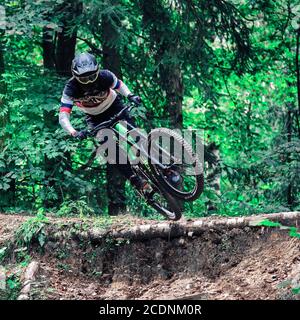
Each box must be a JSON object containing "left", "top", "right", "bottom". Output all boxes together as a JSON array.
[{"left": 60, "top": 70, "right": 121, "bottom": 115}]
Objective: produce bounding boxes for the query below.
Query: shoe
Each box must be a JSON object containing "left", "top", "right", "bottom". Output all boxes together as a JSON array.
[
  {"left": 141, "top": 181, "right": 153, "bottom": 195},
  {"left": 130, "top": 175, "right": 153, "bottom": 195},
  {"left": 164, "top": 169, "right": 182, "bottom": 189}
]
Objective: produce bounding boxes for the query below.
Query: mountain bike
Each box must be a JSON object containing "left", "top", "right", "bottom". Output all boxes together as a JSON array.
[{"left": 87, "top": 103, "right": 204, "bottom": 221}]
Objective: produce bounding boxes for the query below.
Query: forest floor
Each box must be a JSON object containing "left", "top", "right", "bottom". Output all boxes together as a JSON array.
[{"left": 1, "top": 212, "right": 300, "bottom": 300}]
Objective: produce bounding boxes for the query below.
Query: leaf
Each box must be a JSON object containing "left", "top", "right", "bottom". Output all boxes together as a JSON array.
[
  {"left": 1, "top": 183, "right": 10, "bottom": 191},
  {"left": 0, "top": 247, "right": 7, "bottom": 259},
  {"left": 254, "top": 219, "right": 282, "bottom": 228},
  {"left": 291, "top": 19, "right": 299, "bottom": 30},
  {"left": 38, "top": 233, "right": 46, "bottom": 248},
  {"left": 289, "top": 227, "right": 300, "bottom": 239},
  {"left": 291, "top": 287, "right": 300, "bottom": 295}
]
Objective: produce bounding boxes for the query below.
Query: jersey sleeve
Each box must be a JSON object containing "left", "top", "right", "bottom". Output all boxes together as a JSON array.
[
  {"left": 60, "top": 80, "right": 76, "bottom": 113},
  {"left": 100, "top": 69, "right": 132, "bottom": 97},
  {"left": 59, "top": 80, "right": 76, "bottom": 135}
]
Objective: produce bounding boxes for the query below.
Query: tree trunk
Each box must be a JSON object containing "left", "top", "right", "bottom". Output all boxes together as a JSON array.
[
  {"left": 55, "top": 29, "right": 77, "bottom": 76},
  {"left": 141, "top": 0, "right": 183, "bottom": 129},
  {"left": 286, "top": 107, "right": 294, "bottom": 208},
  {"left": 102, "top": 15, "right": 127, "bottom": 215},
  {"left": 284, "top": 63, "right": 296, "bottom": 209},
  {"left": 141, "top": 0, "right": 184, "bottom": 212},
  {"left": 205, "top": 142, "right": 221, "bottom": 212},
  {"left": 55, "top": 1, "right": 81, "bottom": 76},
  {"left": 159, "top": 58, "right": 184, "bottom": 129},
  {"left": 42, "top": 26, "right": 55, "bottom": 70}
]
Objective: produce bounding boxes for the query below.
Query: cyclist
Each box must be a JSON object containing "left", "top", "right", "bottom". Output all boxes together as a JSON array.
[{"left": 58, "top": 52, "right": 150, "bottom": 193}]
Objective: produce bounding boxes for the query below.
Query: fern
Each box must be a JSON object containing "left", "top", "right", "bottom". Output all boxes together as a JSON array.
[{"left": 14, "top": 213, "right": 49, "bottom": 248}]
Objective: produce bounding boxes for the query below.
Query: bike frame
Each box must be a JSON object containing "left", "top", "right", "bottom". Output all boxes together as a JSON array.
[{"left": 90, "top": 104, "right": 170, "bottom": 170}]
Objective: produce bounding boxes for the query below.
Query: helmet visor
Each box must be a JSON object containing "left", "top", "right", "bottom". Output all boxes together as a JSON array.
[{"left": 75, "top": 70, "right": 99, "bottom": 84}]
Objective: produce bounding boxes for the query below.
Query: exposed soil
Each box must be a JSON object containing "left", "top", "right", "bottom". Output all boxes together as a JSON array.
[
  {"left": 1, "top": 212, "right": 300, "bottom": 300},
  {"left": 0, "top": 214, "right": 27, "bottom": 244}
]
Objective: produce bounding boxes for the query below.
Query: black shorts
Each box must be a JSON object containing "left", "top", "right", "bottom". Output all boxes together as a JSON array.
[{"left": 85, "top": 96, "right": 135, "bottom": 180}]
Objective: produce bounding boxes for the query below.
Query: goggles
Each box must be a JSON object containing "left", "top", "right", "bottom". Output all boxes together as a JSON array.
[{"left": 75, "top": 70, "right": 99, "bottom": 84}]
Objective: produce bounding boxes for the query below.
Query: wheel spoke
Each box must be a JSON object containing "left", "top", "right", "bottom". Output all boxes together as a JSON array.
[{"left": 148, "top": 128, "right": 204, "bottom": 201}]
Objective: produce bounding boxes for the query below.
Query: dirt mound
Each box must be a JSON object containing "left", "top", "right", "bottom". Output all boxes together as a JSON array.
[
  {"left": 1, "top": 212, "right": 300, "bottom": 300},
  {"left": 0, "top": 214, "right": 27, "bottom": 244}
]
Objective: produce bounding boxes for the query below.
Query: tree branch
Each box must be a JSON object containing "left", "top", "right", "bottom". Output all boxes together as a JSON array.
[{"left": 76, "top": 36, "right": 103, "bottom": 56}]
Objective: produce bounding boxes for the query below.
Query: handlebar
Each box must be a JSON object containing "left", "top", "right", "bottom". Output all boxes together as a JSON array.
[{"left": 87, "top": 103, "right": 135, "bottom": 137}]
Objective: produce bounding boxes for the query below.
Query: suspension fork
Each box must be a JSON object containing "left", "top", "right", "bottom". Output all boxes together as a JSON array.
[{"left": 113, "top": 121, "right": 167, "bottom": 170}]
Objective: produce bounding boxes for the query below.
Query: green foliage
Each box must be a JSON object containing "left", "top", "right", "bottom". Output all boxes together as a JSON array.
[
  {"left": 256, "top": 220, "right": 282, "bottom": 228},
  {"left": 0, "top": 0, "right": 299, "bottom": 218},
  {"left": 14, "top": 213, "right": 49, "bottom": 248},
  {"left": 291, "top": 287, "right": 300, "bottom": 295},
  {"left": 57, "top": 197, "right": 96, "bottom": 217},
  {"left": 0, "top": 272, "right": 21, "bottom": 301},
  {"left": 289, "top": 227, "right": 300, "bottom": 239},
  {"left": 254, "top": 219, "right": 300, "bottom": 239},
  {"left": 55, "top": 248, "right": 70, "bottom": 260},
  {"left": 56, "top": 262, "right": 71, "bottom": 272},
  {"left": 92, "top": 216, "right": 113, "bottom": 230},
  {"left": 17, "top": 253, "right": 31, "bottom": 268},
  {"left": 101, "top": 236, "right": 131, "bottom": 254},
  {"left": 0, "top": 247, "right": 8, "bottom": 262}
]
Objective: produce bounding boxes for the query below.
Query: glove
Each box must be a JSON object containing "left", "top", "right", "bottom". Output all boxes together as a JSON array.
[
  {"left": 74, "top": 130, "right": 89, "bottom": 140},
  {"left": 128, "top": 94, "right": 142, "bottom": 105}
]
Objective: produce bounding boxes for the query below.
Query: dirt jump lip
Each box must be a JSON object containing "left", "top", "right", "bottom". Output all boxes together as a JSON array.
[{"left": 1, "top": 211, "right": 300, "bottom": 300}]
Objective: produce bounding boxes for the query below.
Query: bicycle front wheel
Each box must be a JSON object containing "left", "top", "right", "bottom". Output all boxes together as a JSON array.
[{"left": 148, "top": 128, "right": 204, "bottom": 202}]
